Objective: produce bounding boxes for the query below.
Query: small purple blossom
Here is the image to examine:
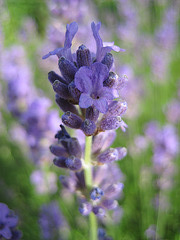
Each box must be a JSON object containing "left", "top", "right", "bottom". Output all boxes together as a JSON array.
[{"left": 75, "top": 62, "right": 113, "bottom": 113}]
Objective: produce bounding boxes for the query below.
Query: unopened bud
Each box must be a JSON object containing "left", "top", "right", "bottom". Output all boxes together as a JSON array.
[
  {"left": 62, "top": 111, "right": 82, "bottom": 129},
  {"left": 48, "top": 71, "right": 67, "bottom": 84},
  {"left": 53, "top": 80, "right": 71, "bottom": 99},
  {"left": 101, "top": 53, "right": 113, "bottom": 70},
  {"left": 76, "top": 45, "right": 92, "bottom": 68},
  {"left": 81, "top": 119, "right": 96, "bottom": 136},
  {"left": 58, "top": 57, "right": 77, "bottom": 83}
]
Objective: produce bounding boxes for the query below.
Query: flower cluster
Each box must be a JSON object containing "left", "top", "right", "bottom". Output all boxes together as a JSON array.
[
  {"left": 43, "top": 22, "right": 127, "bottom": 135},
  {"left": 0, "top": 203, "right": 21, "bottom": 240},
  {"left": 44, "top": 21, "right": 127, "bottom": 221}
]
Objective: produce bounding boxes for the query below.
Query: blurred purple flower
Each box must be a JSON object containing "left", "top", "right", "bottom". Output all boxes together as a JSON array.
[
  {"left": 0, "top": 203, "right": 21, "bottom": 240},
  {"left": 39, "top": 202, "right": 69, "bottom": 240}
]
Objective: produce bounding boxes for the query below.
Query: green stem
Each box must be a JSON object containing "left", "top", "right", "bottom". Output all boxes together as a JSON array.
[{"left": 84, "top": 136, "right": 97, "bottom": 240}]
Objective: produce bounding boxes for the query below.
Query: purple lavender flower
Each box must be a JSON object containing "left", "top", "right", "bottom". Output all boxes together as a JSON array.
[
  {"left": 144, "top": 122, "right": 179, "bottom": 214},
  {"left": 44, "top": 21, "right": 127, "bottom": 232},
  {"left": 0, "top": 203, "right": 21, "bottom": 240}
]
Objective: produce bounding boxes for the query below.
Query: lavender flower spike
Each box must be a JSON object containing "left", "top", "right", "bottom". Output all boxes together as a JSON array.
[
  {"left": 75, "top": 62, "right": 114, "bottom": 113},
  {"left": 42, "top": 22, "right": 78, "bottom": 61},
  {"left": 91, "top": 22, "right": 125, "bottom": 62}
]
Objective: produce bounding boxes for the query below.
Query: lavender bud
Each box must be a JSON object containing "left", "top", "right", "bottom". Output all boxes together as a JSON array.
[
  {"left": 90, "top": 187, "right": 104, "bottom": 200},
  {"left": 58, "top": 57, "right": 77, "bottom": 83},
  {"left": 59, "top": 175, "right": 76, "bottom": 192},
  {"left": 105, "top": 101, "right": 127, "bottom": 117},
  {"left": 103, "top": 72, "right": 118, "bottom": 88},
  {"left": 105, "top": 183, "right": 124, "bottom": 198},
  {"left": 101, "top": 199, "right": 118, "bottom": 210},
  {"left": 92, "top": 130, "right": 116, "bottom": 154},
  {"left": 101, "top": 53, "right": 113, "bottom": 70},
  {"left": 81, "top": 119, "right": 96, "bottom": 136},
  {"left": 55, "top": 125, "right": 70, "bottom": 141},
  {"left": 53, "top": 157, "right": 67, "bottom": 168},
  {"left": 97, "top": 148, "right": 119, "bottom": 164},
  {"left": 50, "top": 145, "right": 68, "bottom": 157},
  {"left": 93, "top": 206, "right": 106, "bottom": 218},
  {"left": 116, "top": 147, "right": 127, "bottom": 160},
  {"left": 53, "top": 80, "right": 71, "bottom": 99},
  {"left": 62, "top": 111, "right": 82, "bottom": 129},
  {"left": 76, "top": 44, "right": 92, "bottom": 68},
  {"left": 79, "top": 202, "right": 92, "bottom": 216},
  {"left": 65, "top": 156, "right": 82, "bottom": 171},
  {"left": 48, "top": 71, "right": 67, "bottom": 84},
  {"left": 55, "top": 94, "right": 79, "bottom": 115},
  {"left": 86, "top": 106, "right": 99, "bottom": 122},
  {"left": 67, "top": 138, "right": 82, "bottom": 158},
  {"left": 68, "top": 81, "right": 81, "bottom": 103},
  {"left": 99, "top": 116, "right": 122, "bottom": 131}
]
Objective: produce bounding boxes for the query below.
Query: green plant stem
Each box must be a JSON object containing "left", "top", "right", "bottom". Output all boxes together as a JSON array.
[{"left": 84, "top": 136, "right": 97, "bottom": 240}]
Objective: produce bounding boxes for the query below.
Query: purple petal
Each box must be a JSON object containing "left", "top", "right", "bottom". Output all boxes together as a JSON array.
[
  {"left": 99, "top": 87, "right": 114, "bottom": 100},
  {"left": 91, "top": 22, "right": 103, "bottom": 61},
  {"left": 5, "top": 216, "right": 18, "bottom": 228},
  {"left": 64, "top": 22, "right": 78, "bottom": 48},
  {"left": 74, "top": 66, "right": 92, "bottom": 93},
  {"left": 93, "top": 98, "right": 108, "bottom": 113},
  {"left": 91, "top": 62, "right": 109, "bottom": 89},
  {"left": 91, "top": 22, "right": 125, "bottom": 62},
  {"left": 79, "top": 93, "right": 93, "bottom": 109},
  {"left": 0, "top": 203, "right": 9, "bottom": 221},
  {"left": 42, "top": 48, "right": 62, "bottom": 59},
  {"left": 0, "top": 226, "right": 12, "bottom": 239},
  {"left": 103, "top": 42, "right": 125, "bottom": 52}
]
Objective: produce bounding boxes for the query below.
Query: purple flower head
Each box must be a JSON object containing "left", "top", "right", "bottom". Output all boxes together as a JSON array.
[
  {"left": 75, "top": 62, "right": 114, "bottom": 113},
  {"left": 0, "top": 203, "right": 21, "bottom": 240},
  {"left": 42, "top": 22, "right": 78, "bottom": 61},
  {"left": 91, "top": 22, "right": 125, "bottom": 62}
]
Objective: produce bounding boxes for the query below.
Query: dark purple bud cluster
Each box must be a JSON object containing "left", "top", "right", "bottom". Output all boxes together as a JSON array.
[
  {"left": 43, "top": 22, "right": 127, "bottom": 136},
  {"left": 0, "top": 203, "right": 22, "bottom": 240},
  {"left": 51, "top": 125, "right": 82, "bottom": 171}
]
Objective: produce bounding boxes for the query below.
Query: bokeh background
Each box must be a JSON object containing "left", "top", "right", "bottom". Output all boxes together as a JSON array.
[{"left": 0, "top": 0, "right": 180, "bottom": 239}]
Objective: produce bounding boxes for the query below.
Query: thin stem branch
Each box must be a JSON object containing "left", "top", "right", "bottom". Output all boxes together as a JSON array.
[{"left": 84, "top": 136, "right": 97, "bottom": 240}]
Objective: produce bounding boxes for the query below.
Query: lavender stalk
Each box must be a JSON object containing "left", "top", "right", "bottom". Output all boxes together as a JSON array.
[{"left": 84, "top": 136, "right": 97, "bottom": 240}]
